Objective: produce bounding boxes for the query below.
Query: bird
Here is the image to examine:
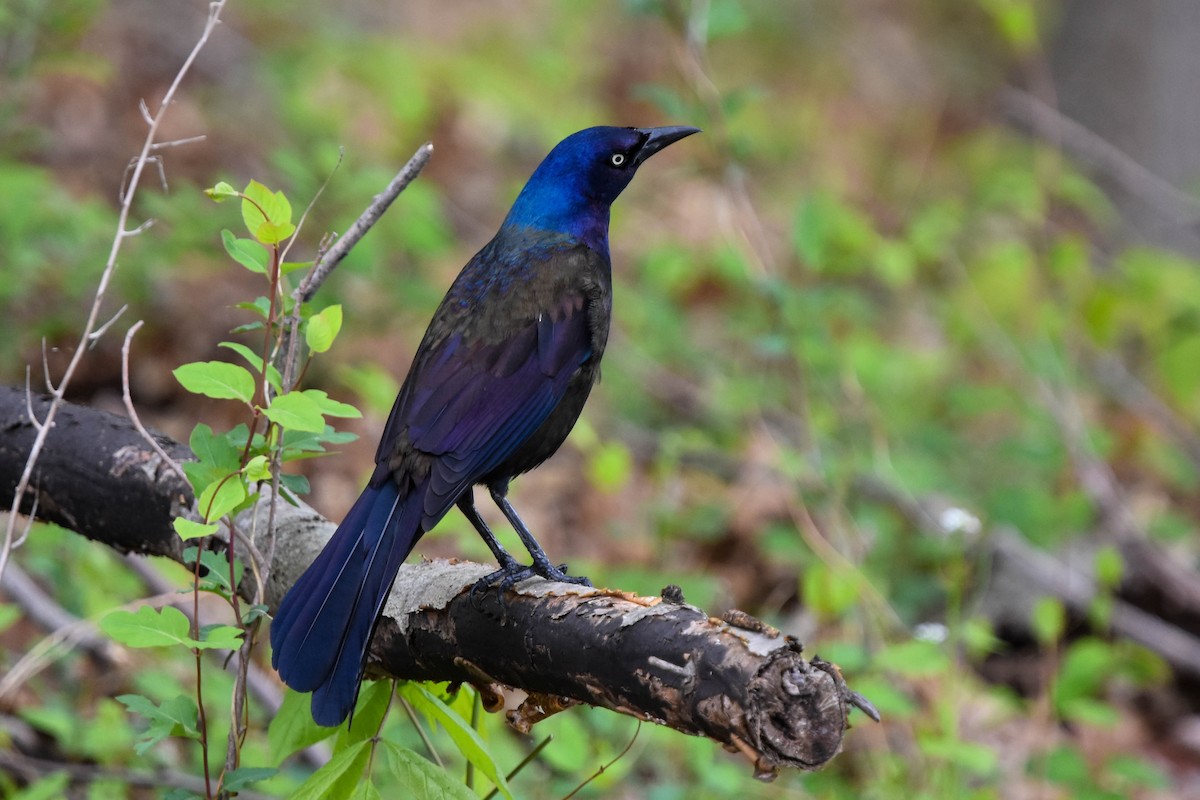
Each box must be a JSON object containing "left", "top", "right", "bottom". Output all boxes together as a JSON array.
[{"left": 270, "top": 125, "right": 700, "bottom": 726}]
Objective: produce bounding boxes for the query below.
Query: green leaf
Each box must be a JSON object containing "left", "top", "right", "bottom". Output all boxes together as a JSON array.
[
  {"left": 264, "top": 391, "right": 326, "bottom": 433},
  {"left": 398, "top": 683, "right": 515, "bottom": 800},
  {"left": 185, "top": 548, "right": 243, "bottom": 595},
  {"left": 241, "top": 603, "right": 270, "bottom": 625},
  {"left": 174, "top": 361, "right": 256, "bottom": 403},
  {"left": 221, "top": 229, "right": 269, "bottom": 274},
  {"left": 116, "top": 694, "right": 200, "bottom": 755},
  {"left": 282, "top": 260, "right": 312, "bottom": 275},
  {"left": 1031, "top": 596, "right": 1066, "bottom": 645},
  {"left": 223, "top": 767, "right": 279, "bottom": 793},
  {"left": 219, "top": 341, "right": 283, "bottom": 391},
  {"left": 237, "top": 296, "right": 274, "bottom": 319},
  {"left": 282, "top": 426, "right": 359, "bottom": 454},
  {"left": 256, "top": 220, "right": 297, "bottom": 244},
  {"left": 204, "top": 181, "right": 239, "bottom": 202},
  {"left": 173, "top": 517, "right": 218, "bottom": 541},
  {"left": 244, "top": 454, "right": 271, "bottom": 483},
  {"left": 162, "top": 790, "right": 203, "bottom": 800},
  {"left": 349, "top": 782, "right": 384, "bottom": 800},
  {"left": 200, "top": 623, "right": 245, "bottom": 650},
  {"left": 101, "top": 606, "right": 199, "bottom": 649},
  {"left": 306, "top": 304, "right": 343, "bottom": 353},
  {"left": 291, "top": 740, "right": 371, "bottom": 800},
  {"left": 184, "top": 423, "right": 243, "bottom": 499},
  {"left": 102, "top": 606, "right": 242, "bottom": 652},
  {"left": 240, "top": 186, "right": 266, "bottom": 236},
  {"left": 301, "top": 389, "right": 362, "bottom": 419},
  {"left": 279, "top": 472, "right": 312, "bottom": 496},
  {"left": 189, "top": 422, "right": 242, "bottom": 473},
  {"left": 268, "top": 688, "right": 338, "bottom": 765},
  {"left": 197, "top": 473, "right": 248, "bottom": 522},
  {"left": 242, "top": 179, "right": 295, "bottom": 245},
  {"left": 336, "top": 681, "right": 393, "bottom": 749},
  {"left": 377, "top": 741, "right": 476, "bottom": 800}
]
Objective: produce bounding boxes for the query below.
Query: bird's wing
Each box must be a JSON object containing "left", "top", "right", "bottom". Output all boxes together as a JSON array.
[{"left": 394, "top": 290, "right": 593, "bottom": 526}]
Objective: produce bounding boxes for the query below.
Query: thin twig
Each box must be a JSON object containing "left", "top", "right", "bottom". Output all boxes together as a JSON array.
[
  {"left": 297, "top": 141, "right": 433, "bottom": 304},
  {"left": 22, "top": 367, "right": 43, "bottom": 431},
  {"left": 275, "top": 142, "right": 432, "bottom": 397},
  {"left": 277, "top": 146, "right": 344, "bottom": 269},
  {"left": 151, "top": 134, "right": 207, "bottom": 151},
  {"left": 482, "top": 736, "right": 553, "bottom": 800},
  {"left": 563, "top": 722, "right": 641, "bottom": 800},
  {"left": 0, "top": 0, "right": 228, "bottom": 584},
  {"left": 400, "top": 696, "right": 446, "bottom": 769},
  {"left": 88, "top": 303, "right": 128, "bottom": 343},
  {"left": 121, "top": 320, "right": 189, "bottom": 483}
]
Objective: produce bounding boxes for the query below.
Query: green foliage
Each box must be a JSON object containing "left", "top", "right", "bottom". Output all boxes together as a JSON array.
[
  {"left": 269, "top": 688, "right": 339, "bottom": 765},
  {"left": 116, "top": 694, "right": 200, "bottom": 755},
  {"left": 398, "top": 683, "right": 516, "bottom": 800},
  {"left": 100, "top": 606, "right": 242, "bottom": 651},
  {"left": 7, "top": 1, "right": 1198, "bottom": 797}
]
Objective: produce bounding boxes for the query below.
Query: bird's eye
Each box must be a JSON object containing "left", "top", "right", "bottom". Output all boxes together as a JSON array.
[{"left": 609, "top": 153, "right": 626, "bottom": 167}]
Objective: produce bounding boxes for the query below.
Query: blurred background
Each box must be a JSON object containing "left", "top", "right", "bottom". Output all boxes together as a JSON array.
[{"left": 3, "top": 0, "right": 1200, "bottom": 797}]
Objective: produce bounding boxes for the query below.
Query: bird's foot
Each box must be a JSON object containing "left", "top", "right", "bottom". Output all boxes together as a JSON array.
[
  {"left": 532, "top": 559, "right": 593, "bottom": 587},
  {"left": 469, "top": 562, "right": 537, "bottom": 608},
  {"left": 468, "top": 559, "right": 593, "bottom": 608}
]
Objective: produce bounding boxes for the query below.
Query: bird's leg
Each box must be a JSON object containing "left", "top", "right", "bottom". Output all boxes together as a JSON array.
[
  {"left": 458, "top": 493, "right": 540, "bottom": 600},
  {"left": 457, "top": 492, "right": 523, "bottom": 570},
  {"left": 488, "top": 484, "right": 593, "bottom": 587}
]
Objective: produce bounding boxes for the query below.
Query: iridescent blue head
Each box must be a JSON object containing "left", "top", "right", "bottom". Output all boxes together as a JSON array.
[{"left": 502, "top": 125, "right": 700, "bottom": 258}]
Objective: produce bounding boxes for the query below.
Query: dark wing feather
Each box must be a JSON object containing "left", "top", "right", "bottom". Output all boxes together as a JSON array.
[{"left": 390, "top": 291, "right": 593, "bottom": 527}]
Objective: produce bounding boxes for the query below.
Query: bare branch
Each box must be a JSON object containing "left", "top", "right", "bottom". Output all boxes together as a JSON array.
[
  {"left": 0, "top": 387, "right": 857, "bottom": 775},
  {"left": 121, "top": 321, "right": 189, "bottom": 484},
  {"left": 296, "top": 141, "right": 434, "bottom": 304},
  {"left": 0, "top": 0, "right": 228, "bottom": 583},
  {"left": 151, "top": 134, "right": 208, "bottom": 151},
  {"left": 88, "top": 304, "right": 128, "bottom": 344},
  {"left": 122, "top": 218, "right": 157, "bottom": 238}
]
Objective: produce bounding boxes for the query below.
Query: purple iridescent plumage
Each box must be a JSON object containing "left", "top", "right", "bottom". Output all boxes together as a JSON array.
[{"left": 270, "top": 125, "right": 699, "bottom": 726}]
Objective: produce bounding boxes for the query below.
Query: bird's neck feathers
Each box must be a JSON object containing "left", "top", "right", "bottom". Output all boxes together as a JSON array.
[{"left": 502, "top": 159, "right": 613, "bottom": 261}]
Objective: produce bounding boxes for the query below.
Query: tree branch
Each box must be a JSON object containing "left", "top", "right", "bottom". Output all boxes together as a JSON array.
[{"left": 0, "top": 386, "right": 862, "bottom": 777}]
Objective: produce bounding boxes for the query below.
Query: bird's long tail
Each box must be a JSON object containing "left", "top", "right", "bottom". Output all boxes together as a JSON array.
[{"left": 270, "top": 478, "right": 424, "bottom": 726}]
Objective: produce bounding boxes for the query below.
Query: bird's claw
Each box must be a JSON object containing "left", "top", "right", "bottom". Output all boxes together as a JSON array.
[
  {"left": 468, "top": 560, "right": 592, "bottom": 609},
  {"left": 538, "top": 562, "right": 592, "bottom": 587}
]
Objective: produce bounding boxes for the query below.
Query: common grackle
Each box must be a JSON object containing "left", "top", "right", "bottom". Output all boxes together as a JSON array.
[{"left": 270, "top": 125, "right": 699, "bottom": 726}]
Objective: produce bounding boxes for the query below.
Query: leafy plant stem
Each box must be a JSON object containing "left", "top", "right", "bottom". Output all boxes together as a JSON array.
[
  {"left": 563, "top": 721, "right": 641, "bottom": 800},
  {"left": 482, "top": 736, "right": 553, "bottom": 800},
  {"left": 466, "top": 689, "right": 481, "bottom": 790},
  {"left": 399, "top": 695, "right": 445, "bottom": 770},
  {"left": 193, "top": 549, "right": 212, "bottom": 798}
]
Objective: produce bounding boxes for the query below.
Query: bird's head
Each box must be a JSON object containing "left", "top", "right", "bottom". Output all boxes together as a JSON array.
[{"left": 503, "top": 125, "right": 700, "bottom": 254}]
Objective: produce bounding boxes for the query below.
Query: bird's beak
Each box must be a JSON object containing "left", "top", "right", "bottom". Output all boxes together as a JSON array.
[{"left": 633, "top": 125, "right": 701, "bottom": 165}]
